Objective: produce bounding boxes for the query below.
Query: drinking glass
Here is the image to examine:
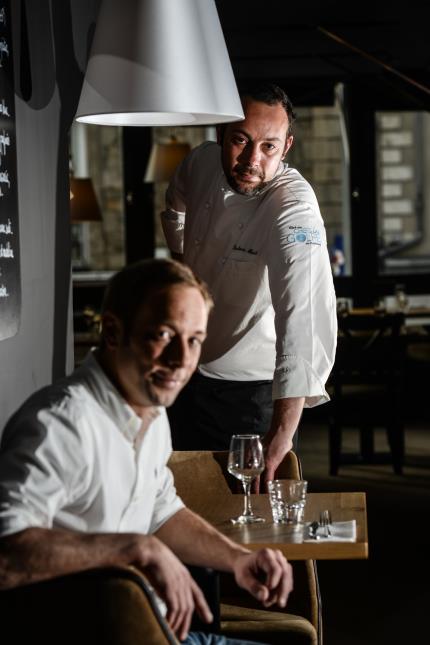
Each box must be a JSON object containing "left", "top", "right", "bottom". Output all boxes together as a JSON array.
[
  {"left": 227, "top": 434, "right": 265, "bottom": 524},
  {"left": 268, "top": 479, "right": 308, "bottom": 524}
]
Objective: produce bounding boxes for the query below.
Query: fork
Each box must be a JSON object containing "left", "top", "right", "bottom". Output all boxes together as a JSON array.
[{"left": 319, "top": 509, "right": 332, "bottom": 537}]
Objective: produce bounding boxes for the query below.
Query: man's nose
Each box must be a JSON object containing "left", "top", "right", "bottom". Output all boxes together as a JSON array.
[
  {"left": 163, "top": 337, "right": 191, "bottom": 367},
  {"left": 239, "top": 143, "right": 261, "bottom": 167}
]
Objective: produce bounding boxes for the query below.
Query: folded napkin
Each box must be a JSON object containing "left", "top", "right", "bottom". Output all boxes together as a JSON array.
[{"left": 304, "top": 520, "right": 356, "bottom": 542}]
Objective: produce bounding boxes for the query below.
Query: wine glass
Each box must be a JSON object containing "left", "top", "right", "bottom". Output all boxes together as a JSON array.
[{"left": 227, "top": 434, "right": 265, "bottom": 524}]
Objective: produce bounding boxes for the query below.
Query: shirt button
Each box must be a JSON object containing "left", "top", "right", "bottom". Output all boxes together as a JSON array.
[
  {"left": 194, "top": 238, "right": 200, "bottom": 245},
  {"left": 239, "top": 223, "right": 244, "bottom": 230},
  {"left": 221, "top": 257, "right": 226, "bottom": 264},
  {"left": 205, "top": 202, "right": 210, "bottom": 209}
]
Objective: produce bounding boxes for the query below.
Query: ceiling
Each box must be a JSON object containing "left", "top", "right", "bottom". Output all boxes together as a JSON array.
[{"left": 215, "top": 1, "right": 430, "bottom": 109}]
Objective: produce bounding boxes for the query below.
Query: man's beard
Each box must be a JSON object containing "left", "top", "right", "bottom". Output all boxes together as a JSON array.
[{"left": 227, "top": 165, "right": 267, "bottom": 196}]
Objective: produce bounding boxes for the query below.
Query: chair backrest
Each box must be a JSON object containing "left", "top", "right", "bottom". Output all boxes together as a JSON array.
[
  {"left": 169, "top": 450, "right": 321, "bottom": 641},
  {"left": 168, "top": 450, "right": 233, "bottom": 513},
  {"left": 0, "top": 567, "right": 179, "bottom": 645},
  {"left": 335, "top": 311, "right": 405, "bottom": 386}
]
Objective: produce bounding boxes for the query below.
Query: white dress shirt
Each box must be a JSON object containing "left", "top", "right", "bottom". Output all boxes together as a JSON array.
[
  {"left": 162, "top": 141, "right": 337, "bottom": 407},
  {"left": 0, "top": 351, "right": 184, "bottom": 537}
]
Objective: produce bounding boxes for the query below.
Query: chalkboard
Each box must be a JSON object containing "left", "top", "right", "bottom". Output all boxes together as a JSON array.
[{"left": 0, "top": 0, "right": 20, "bottom": 341}]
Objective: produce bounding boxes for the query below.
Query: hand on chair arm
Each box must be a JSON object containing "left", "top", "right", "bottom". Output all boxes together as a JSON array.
[{"left": 0, "top": 526, "right": 212, "bottom": 642}]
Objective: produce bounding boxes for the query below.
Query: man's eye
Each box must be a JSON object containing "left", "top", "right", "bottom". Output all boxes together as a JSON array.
[
  {"left": 154, "top": 330, "right": 171, "bottom": 341},
  {"left": 264, "top": 143, "right": 276, "bottom": 152},
  {"left": 189, "top": 337, "right": 202, "bottom": 348},
  {"left": 232, "top": 136, "right": 247, "bottom": 145}
]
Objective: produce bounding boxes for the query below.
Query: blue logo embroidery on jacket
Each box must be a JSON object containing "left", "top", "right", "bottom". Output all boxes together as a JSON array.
[{"left": 286, "top": 227, "right": 322, "bottom": 246}]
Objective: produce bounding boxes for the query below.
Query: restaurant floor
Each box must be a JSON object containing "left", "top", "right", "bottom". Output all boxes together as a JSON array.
[{"left": 298, "top": 417, "right": 430, "bottom": 645}]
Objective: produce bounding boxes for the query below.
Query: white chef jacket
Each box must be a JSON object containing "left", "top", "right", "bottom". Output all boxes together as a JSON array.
[
  {"left": 162, "top": 142, "right": 337, "bottom": 407},
  {"left": 0, "top": 351, "right": 184, "bottom": 537}
]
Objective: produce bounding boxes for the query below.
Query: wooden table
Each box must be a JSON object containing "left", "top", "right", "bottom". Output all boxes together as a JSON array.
[
  {"left": 197, "top": 492, "right": 368, "bottom": 560},
  {"left": 348, "top": 306, "right": 430, "bottom": 327}
]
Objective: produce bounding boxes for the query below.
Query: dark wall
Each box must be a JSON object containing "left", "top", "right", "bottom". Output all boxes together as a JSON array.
[{"left": 0, "top": 1, "right": 100, "bottom": 431}]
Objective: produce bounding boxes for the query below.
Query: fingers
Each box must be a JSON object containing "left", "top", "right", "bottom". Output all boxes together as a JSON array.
[
  {"left": 164, "top": 578, "right": 194, "bottom": 641},
  {"left": 166, "top": 577, "right": 212, "bottom": 641},
  {"left": 257, "top": 549, "right": 293, "bottom": 608},
  {"left": 262, "top": 465, "right": 276, "bottom": 491},
  {"left": 234, "top": 549, "right": 294, "bottom": 610},
  {"left": 142, "top": 540, "right": 207, "bottom": 641}
]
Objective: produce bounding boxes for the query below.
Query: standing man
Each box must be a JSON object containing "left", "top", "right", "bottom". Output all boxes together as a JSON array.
[
  {"left": 161, "top": 84, "right": 337, "bottom": 485},
  {"left": 0, "top": 259, "right": 293, "bottom": 645}
]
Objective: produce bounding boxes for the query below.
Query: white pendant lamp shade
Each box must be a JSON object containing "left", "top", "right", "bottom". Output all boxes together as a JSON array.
[{"left": 75, "top": 0, "right": 244, "bottom": 126}]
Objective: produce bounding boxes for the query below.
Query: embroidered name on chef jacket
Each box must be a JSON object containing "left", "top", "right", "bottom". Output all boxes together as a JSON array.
[
  {"left": 233, "top": 244, "right": 258, "bottom": 255},
  {"left": 286, "top": 226, "right": 322, "bottom": 246}
]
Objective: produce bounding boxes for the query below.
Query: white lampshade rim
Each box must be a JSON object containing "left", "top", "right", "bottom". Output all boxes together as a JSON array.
[{"left": 76, "top": 111, "right": 244, "bottom": 127}]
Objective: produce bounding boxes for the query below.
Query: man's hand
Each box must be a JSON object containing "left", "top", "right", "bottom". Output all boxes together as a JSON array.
[
  {"left": 254, "top": 397, "right": 305, "bottom": 492},
  {"left": 139, "top": 536, "right": 213, "bottom": 641},
  {"left": 233, "top": 549, "right": 293, "bottom": 608},
  {"left": 262, "top": 426, "right": 294, "bottom": 485}
]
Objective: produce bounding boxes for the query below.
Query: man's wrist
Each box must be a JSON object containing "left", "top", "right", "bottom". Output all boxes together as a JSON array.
[{"left": 224, "top": 545, "right": 252, "bottom": 573}]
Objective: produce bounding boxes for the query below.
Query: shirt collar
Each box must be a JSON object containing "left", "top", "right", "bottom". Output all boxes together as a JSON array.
[{"left": 78, "top": 350, "right": 158, "bottom": 443}]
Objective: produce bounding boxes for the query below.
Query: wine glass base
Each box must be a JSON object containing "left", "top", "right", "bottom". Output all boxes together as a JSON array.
[{"left": 230, "top": 515, "right": 265, "bottom": 525}]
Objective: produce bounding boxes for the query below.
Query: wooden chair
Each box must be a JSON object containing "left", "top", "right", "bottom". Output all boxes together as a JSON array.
[
  {"left": 169, "top": 450, "right": 321, "bottom": 645},
  {"left": 0, "top": 567, "right": 179, "bottom": 645},
  {"left": 328, "top": 311, "right": 406, "bottom": 475}
]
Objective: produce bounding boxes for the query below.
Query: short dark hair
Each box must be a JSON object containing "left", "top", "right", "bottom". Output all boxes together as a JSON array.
[
  {"left": 240, "top": 83, "right": 296, "bottom": 136},
  {"left": 101, "top": 258, "right": 213, "bottom": 341}
]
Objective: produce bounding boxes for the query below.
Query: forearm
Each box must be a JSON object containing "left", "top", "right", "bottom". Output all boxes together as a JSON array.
[
  {"left": 157, "top": 512, "right": 294, "bottom": 611},
  {"left": 0, "top": 527, "right": 153, "bottom": 590},
  {"left": 155, "top": 508, "right": 250, "bottom": 573},
  {"left": 262, "top": 397, "right": 305, "bottom": 483},
  {"left": 270, "top": 396, "right": 305, "bottom": 446}
]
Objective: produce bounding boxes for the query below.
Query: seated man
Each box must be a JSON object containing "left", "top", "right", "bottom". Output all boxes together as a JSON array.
[{"left": 0, "top": 259, "right": 293, "bottom": 645}]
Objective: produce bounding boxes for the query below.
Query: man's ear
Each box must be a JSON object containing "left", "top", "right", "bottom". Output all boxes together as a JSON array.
[
  {"left": 282, "top": 135, "right": 294, "bottom": 160},
  {"left": 101, "top": 312, "right": 122, "bottom": 349}
]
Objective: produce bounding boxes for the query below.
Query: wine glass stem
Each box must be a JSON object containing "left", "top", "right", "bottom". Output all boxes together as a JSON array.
[{"left": 242, "top": 480, "right": 253, "bottom": 517}]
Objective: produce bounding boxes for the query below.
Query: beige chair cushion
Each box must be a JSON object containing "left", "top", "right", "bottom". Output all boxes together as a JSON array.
[{"left": 221, "top": 603, "right": 317, "bottom": 645}]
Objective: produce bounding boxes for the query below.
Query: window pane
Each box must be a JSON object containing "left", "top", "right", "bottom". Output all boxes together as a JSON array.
[
  {"left": 288, "top": 103, "right": 351, "bottom": 276},
  {"left": 376, "top": 111, "right": 430, "bottom": 275}
]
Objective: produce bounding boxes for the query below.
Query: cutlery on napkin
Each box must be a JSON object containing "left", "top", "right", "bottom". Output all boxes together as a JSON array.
[{"left": 304, "top": 519, "right": 357, "bottom": 542}]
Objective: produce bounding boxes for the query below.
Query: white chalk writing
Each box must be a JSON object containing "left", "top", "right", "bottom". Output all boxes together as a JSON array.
[
  {"left": 0, "top": 129, "right": 10, "bottom": 166},
  {"left": 0, "top": 8, "right": 6, "bottom": 26},
  {"left": 0, "top": 98, "right": 9, "bottom": 116},
  {"left": 0, "top": 99, "right": 10, "bottom": 117},
  {"left": 0, "top": 130, "right": 10, "bottom": 155},
  {"left": 0, "top": 170, "right": 10, "bottom": 187},
  {"left": 0, "top": 38, "right": 8, "bottom": 65},
  {"left": 0, "top": 241, "right": 13, "bottom": 258},
  {"left": 0, "top": 218, "right": 12, "bottom": 234},
  {"left": 0, "top": 284, "right": 9, "bottom": 298}
]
